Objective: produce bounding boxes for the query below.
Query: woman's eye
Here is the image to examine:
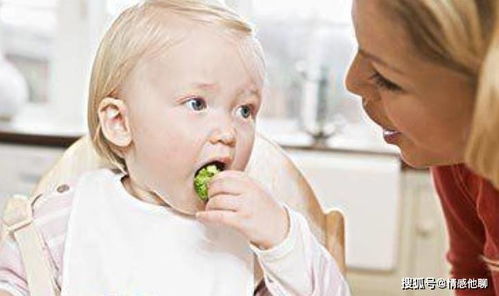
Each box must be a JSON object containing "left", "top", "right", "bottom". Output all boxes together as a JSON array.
[
  {"left": 369, "top": 71, "right": 403, "bottom": 92},
  {"left": 185, "top": 98, "right": 206, "bottom": 111},
  {"left": 236, "top": 105, "right": 253, "bottom": 119}
]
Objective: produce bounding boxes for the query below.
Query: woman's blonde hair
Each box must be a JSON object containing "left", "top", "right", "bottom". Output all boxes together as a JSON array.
[
  {"left": 383, "top": 0, "right": 499, "bottom": 189},
  {"left": 88, "top": 0, "right": 264, "bottom": 172}
]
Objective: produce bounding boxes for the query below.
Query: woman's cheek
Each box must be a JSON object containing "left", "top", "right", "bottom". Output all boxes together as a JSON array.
[{"left": 384, "top": 99, "right": 417, "bottom": 131}]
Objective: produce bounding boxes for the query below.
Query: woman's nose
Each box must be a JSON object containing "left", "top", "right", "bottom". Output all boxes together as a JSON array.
[{"left": 345, "top": 53, "right": 364, "bottom": 96}]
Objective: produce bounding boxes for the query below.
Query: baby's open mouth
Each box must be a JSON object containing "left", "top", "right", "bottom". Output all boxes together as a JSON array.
[
  {"left": 195, "top": 161, "right": 226, "bottom": 176},
  {"left": 193, "top": 161, "right": 226, "bottom": 202}
]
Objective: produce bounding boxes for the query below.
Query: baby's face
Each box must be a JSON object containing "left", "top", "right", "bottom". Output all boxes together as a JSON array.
[{"left": 121, "top": 27, "right": 263, "bottom": 214}]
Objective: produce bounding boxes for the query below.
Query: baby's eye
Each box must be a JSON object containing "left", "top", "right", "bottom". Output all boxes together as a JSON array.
[
  {"left": 236, "top": 105, "right": 253, "bottom": 119},
  {"left": 185, "top": 97, "right": 206, "bottom": 111}
]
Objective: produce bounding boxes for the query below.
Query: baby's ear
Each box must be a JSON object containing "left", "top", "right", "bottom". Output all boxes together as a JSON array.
[{"left": 98, "top": 97, "right": 132, "bottom": 148}]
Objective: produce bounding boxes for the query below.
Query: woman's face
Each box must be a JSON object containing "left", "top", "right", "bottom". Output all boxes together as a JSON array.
[{"left": 346, "top": 0, "right": 476, "bottom": 168}]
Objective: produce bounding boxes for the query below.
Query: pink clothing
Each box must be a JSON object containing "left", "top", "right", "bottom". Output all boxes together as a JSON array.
[
  {"left": 0, "top": 170, "right": 349, "bottom": 296},
  {"left": 0, "top": 183, "right": 73, "bottom": 294}
]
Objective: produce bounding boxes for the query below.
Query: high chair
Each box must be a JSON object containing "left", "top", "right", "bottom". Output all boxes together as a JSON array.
[{"left": 2, "top": 133, "right": 346, "bottom": 296}]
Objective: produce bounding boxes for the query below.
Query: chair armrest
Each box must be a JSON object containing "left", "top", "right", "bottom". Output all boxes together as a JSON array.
[{"left": 325, "top": 208, "right": 346, "bottom": 276}]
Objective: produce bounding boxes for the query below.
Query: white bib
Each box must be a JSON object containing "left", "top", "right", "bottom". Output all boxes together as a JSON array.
[{"left": 60, "top": 169, "right": 254, "bottom": 296}]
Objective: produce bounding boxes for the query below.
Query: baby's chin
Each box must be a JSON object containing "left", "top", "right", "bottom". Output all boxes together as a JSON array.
[{"left": 154, "top": 185, "right": 206, "bottom": 216}]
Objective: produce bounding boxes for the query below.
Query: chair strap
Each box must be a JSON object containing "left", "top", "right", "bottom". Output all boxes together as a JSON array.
[{"left": 2, "top": 195, "right": 60, "bottom": 296}]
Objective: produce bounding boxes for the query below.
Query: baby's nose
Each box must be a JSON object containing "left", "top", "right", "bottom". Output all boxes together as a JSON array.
[{"left": 209, "top": 126, "right": 236, "bottom": 147}]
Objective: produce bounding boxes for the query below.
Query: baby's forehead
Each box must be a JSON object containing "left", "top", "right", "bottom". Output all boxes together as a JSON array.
[{"left": 128, "top": 27, "right": 265, "bottom": 92}]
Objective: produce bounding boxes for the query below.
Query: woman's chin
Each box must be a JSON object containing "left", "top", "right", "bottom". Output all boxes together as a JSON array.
[
  {"left": 394, "top": 139, "right": 436, "bottom": 168},
  {"left": 399, "top": 153, "right": 432, "bottom": 169},
  {"left": 398, "top": 143, "right": 462, "bottom": 168}
]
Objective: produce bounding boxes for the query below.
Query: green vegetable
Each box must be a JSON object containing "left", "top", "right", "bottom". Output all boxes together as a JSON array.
[{"left": 194, "top": 164, "right": 220, "bottom": 201}]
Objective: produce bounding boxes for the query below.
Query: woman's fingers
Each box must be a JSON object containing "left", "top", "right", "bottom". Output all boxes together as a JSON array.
[{"left": 205, "top": 194, "right": 241, "bottom": 212}]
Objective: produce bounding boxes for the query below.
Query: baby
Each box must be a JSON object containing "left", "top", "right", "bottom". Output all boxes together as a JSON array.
[{"left": 0, "top": 0, "right": 349, "bottom": 295}]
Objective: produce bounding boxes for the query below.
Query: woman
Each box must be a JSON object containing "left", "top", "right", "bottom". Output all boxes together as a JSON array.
[{"left": 345, "top": 0, "right": 499, "bottom": 295}]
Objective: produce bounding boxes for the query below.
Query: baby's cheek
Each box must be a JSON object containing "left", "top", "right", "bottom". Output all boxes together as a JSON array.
[
  {"left": 235, "top": 129, "right": 255, "bottom": 170},
  {"left": 158, "top": 141, "right": 192, "bottom": 162}
]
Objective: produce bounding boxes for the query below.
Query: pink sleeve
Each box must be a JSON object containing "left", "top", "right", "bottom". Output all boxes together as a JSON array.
[
  {"left": 0, "top": 183, "right": 74, "bottom": 295},
  {"left": 252, "top": 207, "right": 350, "bottom": 296},
  {"left": 306, "top": 236, "right": 350, "bottom": 296},
  {"left": 0, "top": 233, "right": 29, "bottom": 295}
]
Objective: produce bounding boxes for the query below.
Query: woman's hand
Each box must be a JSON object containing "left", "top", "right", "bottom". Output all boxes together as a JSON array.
[{"left": 196, "top": 170, "right": 289, "bottom": 249}]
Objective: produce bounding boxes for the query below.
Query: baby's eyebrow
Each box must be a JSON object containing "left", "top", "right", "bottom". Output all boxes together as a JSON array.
[
  {"left": 177, "top": 82, "right": 261, "bottom": 99},
  {"left": 192, "top": 83, "right": 260, "bottom": 98},
  {"left": 190, "top": 82, "right": 219, "bottom": 91},
  {"left": 172, "top": 82, "right": 218, "bottom": 99},
  {"left": 238, "top": 88, "right": 261, "bottom": 99}
]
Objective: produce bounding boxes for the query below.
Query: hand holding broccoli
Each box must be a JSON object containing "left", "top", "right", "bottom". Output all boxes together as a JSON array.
[{"left": 195, "top": 170, "right": 289, "bottom": 250}]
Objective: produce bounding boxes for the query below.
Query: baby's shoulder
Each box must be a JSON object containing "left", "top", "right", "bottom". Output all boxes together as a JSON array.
[
  {"left": 31, "top": 181, "right": 76, "bottom": 253},
  {"left": 0, "top": 181, "right": 78, "bottom": 288},
  {"left": 31, "top": 167, "right": 115, "bottom": 218},
  {"left": 32, "top": 181, "right": 76, "bottom": 217}
]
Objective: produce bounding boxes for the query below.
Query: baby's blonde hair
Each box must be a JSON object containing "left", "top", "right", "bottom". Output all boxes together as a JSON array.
[
  {"left": 88, "top": 0, "right": 264, "bottom": 172},
  {"left": 383, "top": 0, "right": 499, "bottom": 189}
]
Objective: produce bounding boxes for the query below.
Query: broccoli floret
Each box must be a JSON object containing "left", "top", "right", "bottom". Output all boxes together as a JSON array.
[{"left": 194, "top": 164, "right": 220, "bottom": 201}]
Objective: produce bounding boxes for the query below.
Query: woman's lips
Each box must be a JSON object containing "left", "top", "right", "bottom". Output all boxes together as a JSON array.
[{"left": 383, "top": 129, "right": 402, "bottom": 144}]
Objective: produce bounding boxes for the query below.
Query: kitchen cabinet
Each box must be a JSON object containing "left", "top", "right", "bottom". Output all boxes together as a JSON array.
[
  {"left": 347, "top": 170, "right": 449, "bottom": 296},
  {"left": 286, "top": 149, "right": 449, "bottom": 296}
]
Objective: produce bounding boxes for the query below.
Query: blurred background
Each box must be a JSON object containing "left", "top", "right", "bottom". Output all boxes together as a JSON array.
[
  {"left": 0, "top": 1, "right": 451, "bottom": 295},
  {"left": 0, "top": 0, "right": 367, "bottom": 133}
]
